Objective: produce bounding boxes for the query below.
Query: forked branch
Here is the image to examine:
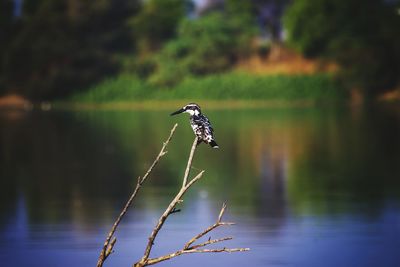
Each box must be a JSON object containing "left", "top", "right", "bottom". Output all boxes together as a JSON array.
[
  {"left": 97, "top": 125, "right": 248, "bottom": 267},
  {"left": 140, "top": 203, "right": 250, "bottom": 266},
  {"left": 136, "top": 137, "right": 202, "bottom": 266},
  {"left": 97, "top": 123, "right": 178, "bottom": 267},
  {"left": 134, "top": 139, "right": 249, "bottom": 267},
  {"left": 138, "top": 169, "right": 205, "bottom": 265},
  {"left": 183, "top": 203, "right": 234, "bottom": 250}
]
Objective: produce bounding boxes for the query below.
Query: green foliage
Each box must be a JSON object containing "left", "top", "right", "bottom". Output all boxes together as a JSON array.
[
  {"left": 149, "top": 11, "right": 258, "bottom": 86},
  {"left": 283, "top": 0, "right": 400, "bottom": 95},
  {"left": 225, "top": 0, "right": 258, "bottom": 55},
  {"left": 69, "top": 74, "right": 154, "bottom": 103},
  {"left": 69, "top": 73, "right": 345, "bottom": 102},
  {"left": 129, "top": 0, "right": 186, "bottom": 53},
  {"left": 1, "top": 0, "right": 139, "bottom": 99},
  {"left": 171, "top": 73, "right": 343, "bottom": 101}
]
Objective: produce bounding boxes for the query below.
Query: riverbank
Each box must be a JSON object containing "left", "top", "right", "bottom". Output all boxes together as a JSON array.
[
  {"left": 56, "top": 99, "right": 321, "bottom": 111},
  {"left": 68, "top": 72, "right": 345, "bottom": 104}
]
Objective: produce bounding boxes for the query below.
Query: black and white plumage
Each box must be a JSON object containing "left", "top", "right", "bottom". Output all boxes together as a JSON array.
[{"left": 170, "top": 103, "right": 219, "bottom": 148}]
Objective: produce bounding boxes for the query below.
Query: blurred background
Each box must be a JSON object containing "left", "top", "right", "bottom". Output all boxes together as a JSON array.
[
  {"left": 1, "top": 1, "right": 400, "bottom": 267},
  {"left": 0, "top": 0, "right": 399, "bottom": 102}
]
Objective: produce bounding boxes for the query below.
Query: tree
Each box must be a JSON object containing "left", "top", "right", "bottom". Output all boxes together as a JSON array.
[
  {"left": 129, "top": 0, "right": 187, "bottom": 54},
  {"left": 283, "top": 0, "right": 400, "bottom": 96},
  {"left": 1, "top": 0, "right": 139, "bottom": 99},
  {"left": 149, "top": 8, "right": 258, "bottom": 86},
  {"left": 96, "top": 124, "right": 249, "bottom": 267}
]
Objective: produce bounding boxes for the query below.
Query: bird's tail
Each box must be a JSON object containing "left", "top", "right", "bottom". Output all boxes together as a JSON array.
[{"left": 209, "top": 140, "right": 219, "bottom": 149}]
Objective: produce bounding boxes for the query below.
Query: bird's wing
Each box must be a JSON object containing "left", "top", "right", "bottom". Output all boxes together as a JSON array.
[
  {"left": 195, "top": 115, "right": 211, "bottom": 128},
  {"left": 204, "top": 115, "right": 214, "bottom": 133},
  {"left": 200, "top": 115, "right": 215, "bottom": 137}
]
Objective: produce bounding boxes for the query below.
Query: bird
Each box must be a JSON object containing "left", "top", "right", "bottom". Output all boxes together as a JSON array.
[{"left": 170, "top": 103, "right": 219, "bottom": 148}]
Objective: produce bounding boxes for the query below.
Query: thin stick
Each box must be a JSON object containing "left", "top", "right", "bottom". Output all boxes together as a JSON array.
[
  {"left": 138, "top": 203, "right": 250, "bottom": 267},
  {"left": 136, "top": 137, "right": 201, "bottom": 266},
  {"left": 183, "top": 137, "right": 198, "bottom": 186},
  {"left": 188, "top": 237, "right": 233, "bottom": 250},
  {"left": 144, "top": 247, "right": 250, "bottom": 266},
  {"left": 183, "top": 203, "right": 233, "bottom": 250},
  {"left": 96, "top": 123, "right": 178, "bottom": 267},
  {"left": 138, "top": 170, "right": 204, "bottom": 265},
  {"left": 134, "top": 140, "right": 249, "bottom": 267}
]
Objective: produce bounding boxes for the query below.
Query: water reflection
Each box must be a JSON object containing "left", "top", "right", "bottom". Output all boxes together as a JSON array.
[{"left": 0, "top": 106, "right": 399, "bottom": 266}]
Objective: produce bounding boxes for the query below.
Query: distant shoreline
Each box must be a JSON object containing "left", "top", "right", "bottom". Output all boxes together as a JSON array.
[{"left": 54, "top": 99, "right": 318, "bottom": 111}]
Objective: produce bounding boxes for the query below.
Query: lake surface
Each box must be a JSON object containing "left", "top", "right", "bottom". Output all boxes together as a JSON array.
[{"left": 0, "top": 105, "right": 399, "bottom": 267}]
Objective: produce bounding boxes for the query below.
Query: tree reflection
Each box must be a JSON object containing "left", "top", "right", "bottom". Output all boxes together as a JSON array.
[{"left": 1, "top": 107, "right": 400, "bottom": 231}]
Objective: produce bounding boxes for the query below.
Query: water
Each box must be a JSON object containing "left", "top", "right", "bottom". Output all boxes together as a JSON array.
[{"left": 0, "top": 106, "right": 399, "bottom": 267}]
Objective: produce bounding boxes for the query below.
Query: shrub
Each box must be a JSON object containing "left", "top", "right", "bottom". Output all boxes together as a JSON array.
[
  {"left": 283, "top": 0, "right": 400, "bottom": 95},
  {"left": 149, "top": 12, "right": 258, "bottom": 87}
]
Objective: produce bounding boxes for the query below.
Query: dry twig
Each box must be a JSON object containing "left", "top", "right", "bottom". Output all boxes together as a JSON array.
[
  {"left": 97, "top": 125, "right": 248, "bottom": 267},
  {"left": 182, "top": 137, "right": 198, "bottom": 186},
  {"left": 96, "top": 123, "right": 178, "bottom": 267},
  {"left": 134, "top": 140, "right": 249, "bottom": 267},
  {"left": 136, "top": 136, "right": 203, "bottom": 266},
  {"left": 138, "top": 203, "right": 250, "bottom": 266}
]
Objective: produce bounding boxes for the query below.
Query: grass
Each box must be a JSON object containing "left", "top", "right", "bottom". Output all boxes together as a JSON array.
[{"left": 68, "top": 72, "right": 346, "bottom": 104}]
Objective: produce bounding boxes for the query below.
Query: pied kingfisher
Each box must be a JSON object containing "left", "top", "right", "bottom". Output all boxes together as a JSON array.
[{"left": 171, "top": 103, "right": 219, "bottom": 148}]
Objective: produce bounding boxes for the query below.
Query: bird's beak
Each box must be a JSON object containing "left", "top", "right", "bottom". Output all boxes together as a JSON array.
[{"left": 170, "top": 108, "right": 185, "bottom": 116}]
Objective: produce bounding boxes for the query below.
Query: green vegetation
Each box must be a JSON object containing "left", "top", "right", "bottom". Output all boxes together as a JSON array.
[
  {"left": 130, "top": 0, "right": 258, "bottom": 87},
  {"left": 147, "top": 12, "right": 257, "bottom": 87},
  {"left": 284, "top": 0, "right": 400, "bottom": 96},
  {"left": 1, "top": 0, "right": 399, "bottom": 100},
  {"left": 129, "top": 0, "right": 186, "bottom": 53},
  {"left": 1, "top": 0, "right": 140, "bottom": 99},
  {"left": 69, "top": 72, "right": 345, "bottom": 103}
]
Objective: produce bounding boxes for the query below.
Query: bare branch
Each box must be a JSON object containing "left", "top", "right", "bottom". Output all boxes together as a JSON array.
[
  {"left": 134, "top": 137, "right": 249, "bottom": 267},
  {"left": 136, "top": 137, "right": 205, "bottom": 266},
  {"left": 188, "top": 237, "right": 233, "bottom": 250},
  {"left": 182, "top": 137, "right": 198, "bottom": 186},
  {"left": 184, "top": 170, "right": 205, "bottom": 190},
  {"left": 138, "top": 169, "right": 204, "bottom": 265},
  {"left": 143, "top": 247, "right": 249, "bottom": 266},
  {"left": 183, "top": 203, "right": 232, "bottom": 250},
  {"left": 218, "top": 202, "right": 227, "bottom": 222},
  {"left": 98, "top": 130, "right": 248, "bottom": 267},
  {"left": 134, "top": 203, "right": 249, "bottom": 267},
  {"left": 139, "top": 124, "right": 178, "bottom": 185},
  {"left": 105, "top": 237, "right": 117, "bottom": 257},
  {"left": 96, "top": 123, "right": 178, "bottom": 267}
]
